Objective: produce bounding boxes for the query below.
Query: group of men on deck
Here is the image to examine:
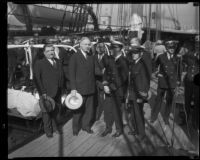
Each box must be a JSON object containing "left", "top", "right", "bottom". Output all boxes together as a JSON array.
[{"left": 32, "top": 35, "right": 199, "bottom": 141}]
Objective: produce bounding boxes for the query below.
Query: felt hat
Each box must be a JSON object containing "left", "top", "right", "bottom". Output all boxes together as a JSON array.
[
  {"left": 39, "top": 96, "right": 55, "bottom": 113},
  {"left": 65, "top": 92, "right": 83, "bottom": 110},
  {"left": 128, "top": 45, "right": 144, "bottom": 54},
  {"left": 110, "top": 40, "right": 124, "bottom": 49}
]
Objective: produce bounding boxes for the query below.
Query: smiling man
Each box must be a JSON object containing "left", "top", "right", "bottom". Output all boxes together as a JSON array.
[
  {"left": 34, "top": 44, "right": 64, "bottom": 138},
  {"left": 69, "top": 37, "right": 96, "bottom": 136}
]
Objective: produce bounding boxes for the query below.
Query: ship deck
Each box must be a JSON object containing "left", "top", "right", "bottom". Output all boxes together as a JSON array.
[{"left": 8, "top": 76, "right": 199, "bottom": 157}]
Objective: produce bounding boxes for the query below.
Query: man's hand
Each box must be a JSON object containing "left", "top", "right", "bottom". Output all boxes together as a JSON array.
[
  {"left": 176, "top": 81, "right": 181, "bottom": 86},
  {"left": 71, "top": 90, "right": 77, "bottom": 96},
  {"left": 104, "top": 86, "right": 110, "bottom": 94},
  {"left": 136, "top": 98, "right": 143, "bottom": 103},
  {"left": 42, "top": 94, "right": 47, "bottom": 100},
  {"left": 181, "top": 72, "right": 187, "bottom": 82}
]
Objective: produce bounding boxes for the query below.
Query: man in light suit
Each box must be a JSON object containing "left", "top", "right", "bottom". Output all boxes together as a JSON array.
[
  {"left": 34, "top": 44, "right": 64, "bottom": 138},
  {"left": 69, "top": 37, "right": 97, "bottom": 136}
]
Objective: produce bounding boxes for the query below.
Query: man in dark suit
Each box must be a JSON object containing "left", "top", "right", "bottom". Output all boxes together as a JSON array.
[
  {"left": 150, "top": 40, "right": 180, "bottom": 125},
  {"left": 182, "top": 37, "right": 199, "bottom": 131},
  {"left": 69, "top": 37, "right": 97, "bottom": 136},
  {"left": 34, "top": 44, "right": 64, "bottom": 138},
  {"left": 127, "top": 45, "right": 152, "bottom": 140},
  {"left": 100, "top": 41, "right": 128, "bottom": 138},
  {"left": 94, "top": 40, "right": 108, "bottom": 121}
]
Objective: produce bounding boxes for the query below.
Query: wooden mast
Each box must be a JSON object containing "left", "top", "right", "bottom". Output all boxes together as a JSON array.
[{"left": 147, "top": 4, "right": 152, "bottom": 41}]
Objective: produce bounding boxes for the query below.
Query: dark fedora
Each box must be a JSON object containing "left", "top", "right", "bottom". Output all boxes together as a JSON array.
[
  {"left": 39, "top": 96, "right": 55, "bottom": 113},
  {"left": 110, "top": 40, "right": 124, "bottom": 49},
  {"left": 128, "top": 45, "right": 144, "bottom": 54}
]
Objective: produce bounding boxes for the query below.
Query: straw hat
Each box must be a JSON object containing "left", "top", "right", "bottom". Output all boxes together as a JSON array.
[{"left": 65, "top": 92, "right": 83, "bottom": 110}]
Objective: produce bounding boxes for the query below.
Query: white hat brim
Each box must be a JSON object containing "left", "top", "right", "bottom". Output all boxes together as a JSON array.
[{"left": 65, "top": 92, "right": 83, "bottom": 110}]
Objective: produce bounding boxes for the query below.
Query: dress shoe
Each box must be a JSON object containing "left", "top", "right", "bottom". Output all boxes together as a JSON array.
[
  {"left": 112, "top": 131, "right": 122, "bottom": 138},
  {"left": 82, "top": 128, "right": 94, "bottom": 134},
  {"left": 136, "top": 135, "right": 146, "bottom": 141},
  {"left": 73, "top": 131, "right": 79, "bottom": 136},
  {"left": 46, "top": 132, "right": 53, "bottom": 138},
  {"left": 149, "top": 118, "right": 156, "bottom": 124},
  {"left": 163, "top": 119, "right": 170, "bottom": 125},
  {"left": 101, "top": 129, "right": 112, "bottom": 137},
  {"left": 128, "top": 130, "right": 138, "bottom": 136}
]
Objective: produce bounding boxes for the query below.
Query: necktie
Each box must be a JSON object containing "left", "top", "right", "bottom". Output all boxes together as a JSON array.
[
  {"left": 52, "top": 60, "right": 56, "bottom": 68},
  {"left": 85, "top": 53, "right": 88, "bottom": 59}
]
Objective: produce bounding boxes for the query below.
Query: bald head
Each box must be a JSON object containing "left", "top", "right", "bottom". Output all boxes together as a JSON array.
[
  {"left": 80, "top": 37, "right": 91, "bottom": 52},
  {"left": 130, "top": 38, "right": 141, "bottom": 46}
]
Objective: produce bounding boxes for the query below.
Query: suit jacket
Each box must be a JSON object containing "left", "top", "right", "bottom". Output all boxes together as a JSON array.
[
  {"left": 69, "top": 49, "right": 96, "bottom": 95},
  {"left": 58, "top": 47, "right": 73, "bottom": 81},
  {"left": 34, "top": 58, "right": 64, "bottom": 98},
  {"left": 129, "top": 57, "right": 151, "bottom": 101},
  {"left": 182, "top": 52, "right": 199, "bottom": 82},
  {"left": 103, "top": 55, "right": 128, "bottom": 99},
  {"left": 156, "top": 52, "right": 180, "bottom": 89},
  {"left": 94, "top": 53, "right": 108, "bottom": 90}
]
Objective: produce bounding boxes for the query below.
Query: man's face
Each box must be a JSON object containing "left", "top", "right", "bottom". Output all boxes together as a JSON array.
[
  {"left": 167, "top": 47, "right": 175, "bottom": 54},
  {"left": 111, "top": 46, "right": 121, "bottom": 57},
  {"left": 80, "top": 39, "right": 91, "bottom": 52},
  {"left": 44, "top": 46, "right": 55, "bottom": 59},
  {"left": 132, "top": 53, "right": 140, "bottom": 61},
  {"left": 96, "top": 43, "right": 106, "bottom": 54}
]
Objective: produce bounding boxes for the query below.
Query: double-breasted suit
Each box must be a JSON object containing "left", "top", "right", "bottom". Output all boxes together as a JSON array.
[
  {"left": 102, "top": 55, "right": 128, "bottom": 133},
  {"left": 128, "top": 56, "right": 152, "bottom": 137},
  {"left": 151, "top": 52, "right": 180, "bottom": 123},
  {"left": 94, "top": 53, "right": 108, "bottom": 120},
  {"left": 69, "top": 49, "right": 96, "bottom": 133},
  {"left": 182, "top": 52, "right": 199, "bottom": 129}
]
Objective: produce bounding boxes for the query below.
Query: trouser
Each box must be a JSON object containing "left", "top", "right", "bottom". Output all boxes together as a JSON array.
[
  {"left": 95, "top": 89, "right": 104, "bottom": 120},
  {"left": 103, "top": 93, "right": 123, "bottom": 132},
  {"left": 42, "top": 108, "right": 60, "bottom": 134},
  {"left": 184, "top": 79, "right": 196, "bottom": 120},
  {"left": 72, "top": 94, "right": 94, "bottom": 133},
  {"left": 42, "top": 89, "right": 62, "bottom": 134},
  {"left": 151, "top": 87, "right": 175, "bottom": 122},
  {"left": 129, "top": 100, "right": 145, "bottom": 136},
  {"left": 192, "top": 82, "right": 199, "bottom": 130}
]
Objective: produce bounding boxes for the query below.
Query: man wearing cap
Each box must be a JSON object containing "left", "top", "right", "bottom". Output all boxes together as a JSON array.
[
  {"left": 181, "top": 36, "right": 199, "bottom": 131},
  {"left": 69, "top": 37, "right": 97, "bottom": 136},
  {"left": 34, "top": 44, "right": 64, "bottom": 138},
  {"left": 126, "top": 43, "right": 152, "bottom": 140},
  {"left": 100, "top": 40, "right": 128, "bottom": 137},
  {"left": 150, "top": 40, "right": 180, "bottom": 125}
]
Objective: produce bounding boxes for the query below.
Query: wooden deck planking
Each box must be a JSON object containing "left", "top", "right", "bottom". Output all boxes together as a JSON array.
[
  {"left": 68, "top": 121, "right": 106, "bottom": 156},
  {"left": 8, "top": 77, "right": 198, "bottom": 157}
]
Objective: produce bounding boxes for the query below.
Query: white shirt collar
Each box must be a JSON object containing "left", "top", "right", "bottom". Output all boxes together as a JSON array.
[
  {"left": 135, "top": 57, "right": 142, "bottom": 64},
  {"left": 98, "top": 53, "right": 104, "bottom": 60},
  {"left": 81, "top": 49, "right": 87, "bottom": 59},
  {"left": 166, "top": 52, "right": 173, "bottom": 59},
  {"left": 47, "top": 58, "right": 55, "bottom": 65},
  {"left": 115, "top": 53, "right": 122, "bottom": 61}
]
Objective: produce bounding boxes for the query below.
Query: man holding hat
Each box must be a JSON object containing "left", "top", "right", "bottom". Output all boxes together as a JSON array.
[
  {"left": 100, "top": 40, "right": 128, "bottom": 137},
  {"left": 150, "top": 40, "right": 181, "bottom": 125},
  {"left": 69, "top": 37, "right": 97, "bottom": 136},
  {"left": 126, "top": 42, "right": 152, "bottom": 140},
  {"left": 94, "top": 38, "right": 109, "bottom": 121},
  {"left": 34, "top": 44, "right": 64, "bottom": 138}
]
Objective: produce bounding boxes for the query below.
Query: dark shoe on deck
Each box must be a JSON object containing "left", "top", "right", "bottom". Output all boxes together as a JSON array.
[
  {"left": 46, "top": 132, "right": 53, "bottom": 138},
  {"left": 101, "top": 129, "right": 112, "bottom": 137},
  {"left": 82, "top": 128, "right": 94, "bottom": 134},
  {"left": 112, "top": 131, "right": 122, "bottom": 138}
]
